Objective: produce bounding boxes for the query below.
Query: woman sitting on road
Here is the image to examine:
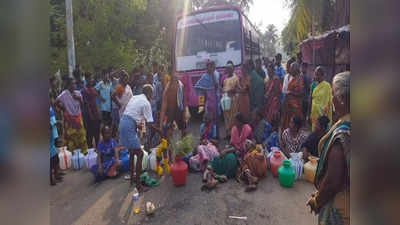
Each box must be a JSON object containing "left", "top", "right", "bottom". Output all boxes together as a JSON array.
[
  {"left": 301, "top": 115, "right": 330, "bottom": 161},
  {"left": 91, "top": 126, "right": 123, "bottom": 182},
  {"left": 281, "top": 116, "right": 308, "bottom": 158},
  {"left": 238, "top": 139, "right": 268, "bottom": 192},
  {"left": 251, "top": 109, "right": 272, "bottom": 145},
  {"left": 190, "top": 138, "right": 220, "bottom": 172},
  {"left": 230, "top": 112, "right": 253, "bottom": 159},
  {"left": 200, "top": 112, "right": 217, "bottom": 143},
  {"left": 202, "top": 147, "right": 239, "bottom": 191},
  {"left": 190, "top": 113, "right": 220, "bottom": 172}
]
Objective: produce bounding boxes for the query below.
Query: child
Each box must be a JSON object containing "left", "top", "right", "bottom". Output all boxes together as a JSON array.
[
  {"left": 189, "top": 113, "right": 219, "bottom": 172},
  {"left": 251, "top": 109, "right": 272, "bottom": 145},
  {"left": 200, "top": 113, "right": 217, "bottom": 144},
  {"left": 50, "top": 107, "right": 63, "bottom": 185},
  {"left": 91, "top": 126, "right": 123, "bottom": 182},
  {"left": 264, "top": 116, "right": 280, "bottom": 154}
]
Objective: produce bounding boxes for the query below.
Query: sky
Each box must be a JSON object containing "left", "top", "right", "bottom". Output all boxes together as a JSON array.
[{"left": 248, "top": 0, "right": 291, "bottom": 35}]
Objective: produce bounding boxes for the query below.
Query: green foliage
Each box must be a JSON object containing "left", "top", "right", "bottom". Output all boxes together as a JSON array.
[
  {"left": 49, "top": 0, "right": 254, "bottom": 76},
  {"left": 171, "top": 135, "right": 194, "bottom": 157},
  {"left": 281, "top": 0, "right": 335, "bottom": 56},
  {"left": 192, "top": 0, "right": 253, "bottom": 12},
  {"left": 50, "top": 0, "right": 171, "bottom": 76},
  {"left": 263, "top": 24, "right": 278, "bottom": 58}
]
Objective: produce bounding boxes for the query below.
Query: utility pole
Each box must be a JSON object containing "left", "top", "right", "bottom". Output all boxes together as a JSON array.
[
  {"left": 312, "top": 6, "right": 315, "bottom": 70},
  {"left": 65, "top": 0, "right": 76, "bottom": 77}
]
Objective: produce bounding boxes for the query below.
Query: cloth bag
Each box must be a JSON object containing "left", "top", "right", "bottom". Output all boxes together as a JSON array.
[{"left": 289, "top": 152, "right": 304, "bottom": 180}]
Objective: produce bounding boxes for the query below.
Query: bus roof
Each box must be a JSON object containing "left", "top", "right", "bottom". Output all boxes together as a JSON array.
[{"left": 176, "top": 5, "right": 262, "bottom": 37}]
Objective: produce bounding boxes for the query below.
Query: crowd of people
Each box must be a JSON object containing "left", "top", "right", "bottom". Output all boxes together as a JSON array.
[{"left": 49, "top": 52, "right": 350, "bottom": 225}]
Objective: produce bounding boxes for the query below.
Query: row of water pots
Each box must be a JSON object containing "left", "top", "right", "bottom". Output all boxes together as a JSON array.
[
  {"left": 58, "top": 147, "right": 96, "bottom": 170},
  {"left": 267, "top": 147, "right": 319, "bottom": 187},
  {"left": 58, "top": 146, "right": 150, "bottom": 171}
]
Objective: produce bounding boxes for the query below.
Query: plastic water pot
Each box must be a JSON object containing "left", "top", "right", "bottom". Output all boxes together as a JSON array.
[
  {"left": 119, "top": 149, "right": 149, "bottom": 171},
  {"left": 148, "top": 148, "right": 158, "bottom": 171},
  {"left": 58, "top": 146, "right": 72, "bottom": 170},
  {"left": 270, "top": 151, "right": 285, "bottom": 177},
  {"left": 304, "top": 156, "right": 319, "bottom": 184},
  {"left": 71, "top": 149, "right": 85, "bottom": 170},
  {"left": 278, "top": 160, "right": 296, "bottom": 188},
  {"left": 120, "top": 150, "right": 130, "bottom": 172},
  {"left": 134, "top": 150, "right": 149, "bottom": 171},
  {"left": 170, "top": 156, "right": 188, "bottom": 186},
  {"left": 221, "top": 93, "right": 231, "bottom": 111},
  {"left": 84, "top": 148, "right": 97, "bottom": 170}
]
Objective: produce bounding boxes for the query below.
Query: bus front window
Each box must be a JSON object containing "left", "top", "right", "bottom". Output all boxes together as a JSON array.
[{"left": 175, "top": 10, "right": 242, "bottom": 72}]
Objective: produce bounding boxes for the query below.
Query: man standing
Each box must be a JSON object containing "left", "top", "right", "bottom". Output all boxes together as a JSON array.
[
  {"left": 160, "top": 72, "right": 188, "bottom": 138},
  {"left": 50, "top": 77, "right": 63, "bottom": 136},
  {"left": 274, "top": 54, "right": 286, "bottom": 82},
  {"left": 119, "top": 85, "right": 154, "bottom": 192},
  {"left": 73, "top": 64, "right": 86, "bottom": 89},
  {"left": 152, "top": 61, "right": 163, "bottom": 122},
  {"left": 82, "top": 75, "right": 101, "bottom": 148},
  {"left": 194, "top": 61, "right": 221, "bottom": 139},
  {"left": 110, "top": 68, "right": 121, "bottom": 138},
  {"left": 95, "top": 71, "right": 113, "bottom": 126},
  {"left": 262, "top": 57, "right": 270, "bottom": 82}
]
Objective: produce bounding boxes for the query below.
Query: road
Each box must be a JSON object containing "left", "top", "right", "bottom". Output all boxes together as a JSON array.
[{"left": 51, "top": 117, "right": 317, "bottom": 225}]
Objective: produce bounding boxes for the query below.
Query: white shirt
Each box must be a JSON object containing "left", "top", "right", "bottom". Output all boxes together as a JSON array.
[
  {"left": 282, "top": 74, "right": 293, "bottom": 94},
  {"left": 123, "top": 94, "right": 154, "bottom": 123},
  {"left": 262, "top": 65, "right": 268, "bottom": 76}
]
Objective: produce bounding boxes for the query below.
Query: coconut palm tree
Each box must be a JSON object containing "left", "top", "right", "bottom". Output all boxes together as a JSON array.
[{"left": 282, "top": 0, "right": 335, "bottom": 56}]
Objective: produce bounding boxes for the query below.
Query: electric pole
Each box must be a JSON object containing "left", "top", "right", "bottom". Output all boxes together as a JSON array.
[{"left": 65, "top": 0, "right": 76, "bottom": 77}]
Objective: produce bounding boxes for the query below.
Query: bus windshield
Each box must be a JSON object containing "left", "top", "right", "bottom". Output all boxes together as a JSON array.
[{"left": 175, "top": 10, "right": 242, "bottom": 72}]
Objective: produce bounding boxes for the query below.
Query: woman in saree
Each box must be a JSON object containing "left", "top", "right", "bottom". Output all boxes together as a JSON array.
[
  {"left": 264, "top": 63, "right": 282, "bottom": 125},
  {"left": 194, "top": 61, "right": 221, "bottom": 138},
  {"left": 248, "top": 60, "right": 265, "bottom": 114},
  {"left": 282, "top": 62, "right": 304, "bottom": 130},
  {"left": 239, "top": 139, "right": 268, "bottom": 192},
  {"left": 311, "top": 66, "right": 333, "bottom": 132},
  {"left": 306, "top": 71, "right": 350, "bottom": 225},
  {"left": 230, "top": 113, "right": 253, "bottom": 159},
  {"left": 56, "top": 78, "right": 88, "bottom": 154},
  {"left": 236, "top": 63, "right": 251, "bottom": 122},
  {"left": 221, "top": 61, "right": 239, "bottom": 140}
]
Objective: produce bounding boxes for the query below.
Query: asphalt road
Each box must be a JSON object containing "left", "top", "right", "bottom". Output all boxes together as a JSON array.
[{"left": 51, "top": 117, "right": 317, "bottom": 225}]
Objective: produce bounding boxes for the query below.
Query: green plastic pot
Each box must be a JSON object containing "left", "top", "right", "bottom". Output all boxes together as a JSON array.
[{"left": 278, "top": 160, "right": 296, "bottom": 188}]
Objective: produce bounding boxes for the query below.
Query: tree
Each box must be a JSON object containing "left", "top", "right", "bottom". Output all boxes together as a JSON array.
[
  {"left": 192, "top": 0, "right": 253, "bottom": 12},
  {"left": 50, "top": 0, "right": 173, "bottom": 76},
  {"left": 263, "top": 24, "right": 278, "bottom": 58},
  {"left": 281, "top": 0, "right": 335, "bottom": 56}
]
